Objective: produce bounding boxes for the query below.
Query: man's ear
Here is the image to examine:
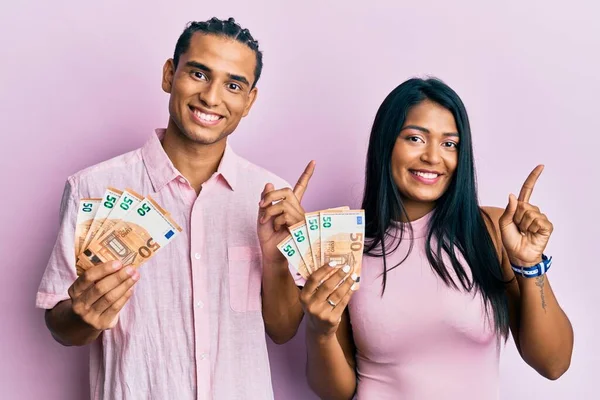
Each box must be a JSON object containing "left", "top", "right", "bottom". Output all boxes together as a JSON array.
[
  {"left": 162, "top": 59, "right": 175, "bottom": 93},
  {"left": 242, "top": 86, "right": 258, "bottom": 117}
]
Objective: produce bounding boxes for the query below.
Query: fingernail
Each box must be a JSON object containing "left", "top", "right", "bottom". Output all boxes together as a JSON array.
[
  {"left": 328, "top": 261, "right": 338, "bottom": 267},
  {"left": 356, "top": 276, "right": 361, "bottom": 282},
  {"left": 112, "top": 261, "right": 122, "bottom": 269},
  {"left": 351, "top": 273, "right": 358, "bottom": 281},
  {"left": 342, "top": 265, "right": 351, "bottom": 273},
  {"left": 125, "top": 267, "right": 134, "bottom": 276},
  {"left": 132, "top": 272, "right": 140, "bottom": 281},
  {"left": 351, "top": 283, "right": 358, "bottom": 291}
]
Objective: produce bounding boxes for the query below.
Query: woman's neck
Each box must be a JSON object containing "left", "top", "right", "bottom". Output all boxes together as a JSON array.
[{"left": 399, "top": 199, "right": 435, "bottom": 222}]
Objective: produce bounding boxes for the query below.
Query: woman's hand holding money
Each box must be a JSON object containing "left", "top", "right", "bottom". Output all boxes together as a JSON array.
[{"left": 300, "top": 262, "right": 358, "bottom": 339}]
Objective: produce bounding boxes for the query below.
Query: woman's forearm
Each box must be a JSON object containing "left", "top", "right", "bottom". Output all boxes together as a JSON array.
[
  {"left": 306, "top": 330, "right": 356, "bottom": 400},
  {"left": 517, "top": 274, "right": 573, "bottom": 379}
]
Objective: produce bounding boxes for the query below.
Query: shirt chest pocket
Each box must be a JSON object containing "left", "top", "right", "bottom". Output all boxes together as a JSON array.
[{"left": 227, "top": 246, "right": 262, "bottom": 312}]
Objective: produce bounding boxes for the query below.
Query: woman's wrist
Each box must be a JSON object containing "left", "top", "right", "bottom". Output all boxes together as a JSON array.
[{"left": 306, "top": 327, "right": 339, "bottom": 347}]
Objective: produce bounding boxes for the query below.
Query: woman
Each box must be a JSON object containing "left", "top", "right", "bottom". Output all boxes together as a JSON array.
[{"left": 298, "top": 78, "right": 573, "bottom": 399}]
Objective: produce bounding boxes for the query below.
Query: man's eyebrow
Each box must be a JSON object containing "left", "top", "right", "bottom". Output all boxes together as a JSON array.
[{"left": 185, "top": 61, "right": 250, "bottom": 86}]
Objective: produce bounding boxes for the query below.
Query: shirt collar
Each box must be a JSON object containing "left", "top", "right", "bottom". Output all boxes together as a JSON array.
[
  {"left": 142, "top": 129, "right": 238, "bottom": 192},
  {"left": 216, "top": 142, "right": 238, "bottom": 191}
]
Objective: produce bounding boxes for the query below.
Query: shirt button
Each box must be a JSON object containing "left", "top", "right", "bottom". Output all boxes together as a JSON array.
[
  {"left": 194, "top": 253, "right": 201, "bottom": 260},
  {"left": 200, "top": 353, "right": 208, "bottom": 360},
  {"left": 178, "top": 176, "right": 186, "bottom": 184},
  {"left": 196, "top": 301, "right": 204, "bottom": 309}
]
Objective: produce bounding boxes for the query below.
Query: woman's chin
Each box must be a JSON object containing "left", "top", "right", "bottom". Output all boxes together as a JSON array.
[{"left": 403, "top": 190, "right": 444, "bottom": 205}]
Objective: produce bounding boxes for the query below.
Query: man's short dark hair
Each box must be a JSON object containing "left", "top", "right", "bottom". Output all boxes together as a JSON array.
[{"left": 173, "top": 17, "right": 263, "bottom": 88}]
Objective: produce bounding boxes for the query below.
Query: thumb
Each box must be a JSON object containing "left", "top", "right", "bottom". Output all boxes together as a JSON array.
[
  {"left": 499, "top": 194, "right": 518, "bottom": 229},
  {"left": 261, "top": 183, "right": 274, "bottom": 200},
  {"left": 258, "top": 183, "right": 274, "bottom": 224}
]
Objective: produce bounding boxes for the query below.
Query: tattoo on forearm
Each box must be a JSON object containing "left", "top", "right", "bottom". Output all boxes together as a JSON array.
[{"left": 535, "top": 275, "right": 547, "bottom": 313}]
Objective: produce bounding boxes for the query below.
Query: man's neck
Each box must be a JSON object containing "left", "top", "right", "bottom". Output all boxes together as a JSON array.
[{"left": 161, "top": 125, "right": 226, "bottom": 195}]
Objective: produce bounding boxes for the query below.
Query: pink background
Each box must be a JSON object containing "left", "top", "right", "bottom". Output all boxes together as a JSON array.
[{"left": 1, "top": 0, "right": 598, "bottom": 398}]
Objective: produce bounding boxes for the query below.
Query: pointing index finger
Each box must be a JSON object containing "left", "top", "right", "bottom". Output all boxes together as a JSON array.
[
  {"left": 293, "top": 160, "right": 316, "bottom": 201},
  {"left": 518, "top": 164, "right": 544, "bottom": 203}
]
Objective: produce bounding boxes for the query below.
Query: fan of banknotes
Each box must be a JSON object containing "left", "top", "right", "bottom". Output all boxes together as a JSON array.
[
  {"left": 74, "top": 187, "right": 182, "bottom": 276},
  {"left": 277, "top": 207, "right": 365, "bottom": 285}
]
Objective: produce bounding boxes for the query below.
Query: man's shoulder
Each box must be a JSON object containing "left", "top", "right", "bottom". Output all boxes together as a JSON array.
[
  {"left": 67, "top": 147, "right": 144, "bottom": 189},
  {"left": 69, "top": 148, "right": 143, "bottom": 181}
]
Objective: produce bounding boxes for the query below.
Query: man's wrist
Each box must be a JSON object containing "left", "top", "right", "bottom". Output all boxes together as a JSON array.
[{"left": 262, "top": 257, "right": 289, "bottom": 273}]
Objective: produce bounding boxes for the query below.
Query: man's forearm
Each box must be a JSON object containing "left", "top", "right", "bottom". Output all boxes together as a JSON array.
[
  {"left": 45, "top": 300, "right": 102, "bottom": 346},
  {"left": 261, "top": 259, "right": 304, "bottom": 344}
]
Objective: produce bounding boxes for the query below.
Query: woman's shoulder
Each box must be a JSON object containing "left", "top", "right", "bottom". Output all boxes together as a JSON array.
[
  {"left": 480, "top": 206, "right": 505, "bottom": 255},
  {"left": 481, "top": 206, "right": 504, "bottom": 225}
]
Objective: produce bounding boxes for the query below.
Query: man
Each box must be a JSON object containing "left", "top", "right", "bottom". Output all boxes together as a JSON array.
[{"left": 37, "top": 17, "right": 309, "bottom": 399}]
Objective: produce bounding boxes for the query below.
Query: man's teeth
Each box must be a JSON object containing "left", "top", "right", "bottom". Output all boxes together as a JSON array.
[
  {"left": 195, "top": 110, "right": 221, "bottom": 122},
  {"left": 412, "top": 171, "right": 439, "bottom": 179}
]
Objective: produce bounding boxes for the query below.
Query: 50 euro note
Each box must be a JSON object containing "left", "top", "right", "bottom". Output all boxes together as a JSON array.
[
  {"left": 304, "top": 207, "right": 350, "bottom": 270},
  {"left": 319, "top": 209, "right": 365, "bottom": 288},
  {"left": 75, "top": 198, "right": 102, "bottom": 256},
  {"left": 277, "top": 235, "right": 311, "bottom": 279},
  {"left": 80, "top": 187, "right": 123, "bottom": 253},
  {"left": 288, "top": 221, "right": 315, "bottom": 274},
  {"left": 76, "top": 196, "right": 182, "bottom": 275},
  {"left": 93, "top": 188, "right": 144, "bottom": 240}
]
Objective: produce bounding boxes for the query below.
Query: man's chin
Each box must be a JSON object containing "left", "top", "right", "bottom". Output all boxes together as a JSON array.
[{"left": 182, "top": 128, "right": 227, "bottom": 145}]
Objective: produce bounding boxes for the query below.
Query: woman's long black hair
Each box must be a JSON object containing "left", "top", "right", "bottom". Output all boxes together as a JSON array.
[{"left": 361, "top": 77, "right": 509, "bottom": 337}]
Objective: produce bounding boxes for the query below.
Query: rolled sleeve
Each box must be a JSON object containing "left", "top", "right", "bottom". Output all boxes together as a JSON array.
[{"left": 36, "top": 177, "right": 79, "bottom": 309}]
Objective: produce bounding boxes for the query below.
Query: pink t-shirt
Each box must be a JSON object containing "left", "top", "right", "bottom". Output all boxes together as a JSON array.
[
  {"left": 36, "top": 129, "right": 290, "bottom": 400},
  {"left": 348, "top": 212, "right": 503, "bottom": 399}
]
